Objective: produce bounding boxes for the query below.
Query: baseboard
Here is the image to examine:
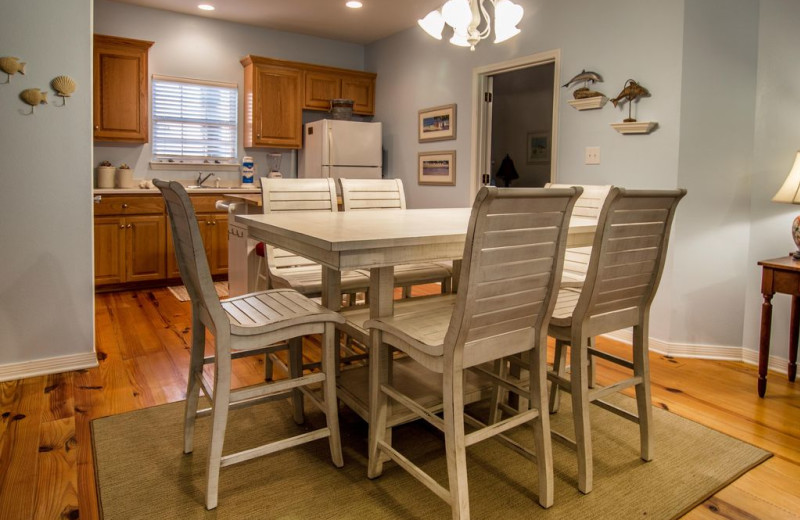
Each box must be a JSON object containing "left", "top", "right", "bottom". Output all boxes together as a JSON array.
[
  {"left": 603, "top": 330, "right": 789, "bottom": 376},
  {"left": 0, "top": 351, "right": 99, "bottom": 383}
]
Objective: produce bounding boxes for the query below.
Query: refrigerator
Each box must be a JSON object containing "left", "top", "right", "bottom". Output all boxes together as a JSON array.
[{"left": 299, "top": 120, "right": 382, "bottom": 180}]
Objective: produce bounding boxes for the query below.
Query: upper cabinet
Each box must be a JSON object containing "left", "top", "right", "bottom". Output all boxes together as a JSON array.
[
  {"left": 242, "top": 55, "right": 377, "bottom": 149},
  {"left": 93, "top": 34, "right": 154, "bottom": 143},
  {"left": 242, "top": 56, "right": 304, "bottom": 149}
]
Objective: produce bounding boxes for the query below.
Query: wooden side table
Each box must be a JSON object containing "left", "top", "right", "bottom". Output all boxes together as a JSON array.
[{"left": 757, "top": 256, "right": 800, "bottom": 397}]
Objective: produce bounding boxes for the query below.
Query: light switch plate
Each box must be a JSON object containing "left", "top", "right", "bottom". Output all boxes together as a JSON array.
[{"left": 585, "top": 146, "right": 600, "bottom": 165}]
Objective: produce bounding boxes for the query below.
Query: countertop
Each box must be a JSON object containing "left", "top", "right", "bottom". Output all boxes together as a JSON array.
[{"left": 94, "top": 187, "right": 261, "bottom": 195}]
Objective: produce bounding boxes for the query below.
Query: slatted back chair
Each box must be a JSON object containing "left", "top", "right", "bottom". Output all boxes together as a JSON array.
[
  {"left": 340, "top": 178, "right": 406, "bottom": 210},
  {"left": 339, "top": 177, "right": 453, "bottom": 297},
  {"left": 154, "top": 179, "right": 345, "bottom": 510},
  {"left": 545, "top": 183, "right": 612, "bottom": 287},
  {"left": 365, "top": 186, "right": 582, "bottom": 519},
  {"left": 547, "top": 187, "right": 686, "bottom": 495},
  {"left": 259, "top": 178, "right": 370, "bottom": 298}
]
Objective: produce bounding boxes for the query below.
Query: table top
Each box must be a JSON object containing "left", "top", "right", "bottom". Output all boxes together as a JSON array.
[{"left": 758, "top": 255, "right": 800, "bottom": 271}]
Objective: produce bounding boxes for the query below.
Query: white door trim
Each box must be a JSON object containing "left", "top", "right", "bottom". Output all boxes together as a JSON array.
[{"left": 470, "top": 49, "right": 561, "bottom": 201}]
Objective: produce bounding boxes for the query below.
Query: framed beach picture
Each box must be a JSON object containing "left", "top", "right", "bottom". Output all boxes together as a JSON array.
[
  {"left": 526, "top": 132, "right": 550, "bottom": 163},
  {"left": 418, "top": 151, "right": 456, "bottom": 186},
  {"left": 418, "top": 104, "right": 457, "bottom": 142}
]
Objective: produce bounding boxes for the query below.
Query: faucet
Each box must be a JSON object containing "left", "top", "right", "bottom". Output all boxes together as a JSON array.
[{"left": 196, "top": 172, "right": 215, "bottom": 186}]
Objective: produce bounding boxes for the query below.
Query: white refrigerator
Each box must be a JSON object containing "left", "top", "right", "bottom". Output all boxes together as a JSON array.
[{"left": 299, "top": 120, "right": 382, "bottom": 180}]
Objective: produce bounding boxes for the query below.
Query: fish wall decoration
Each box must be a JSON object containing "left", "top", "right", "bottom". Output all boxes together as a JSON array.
[
  {"left": 19, "top": 88, "right": 47, "bottom": 114},
  {"left": 562, "top": 69, "right": 605, "bottom": 99},
  {"left": 610, "top": 79, "right": 651, "bottom": 122},
  {"left": 0, "top": 56, "right": 26, "bottom": 83}
]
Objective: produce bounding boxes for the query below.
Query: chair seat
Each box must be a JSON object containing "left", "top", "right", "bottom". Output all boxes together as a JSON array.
[
  {"left": 550, "top": 288, "right": 581, "bottom": 326},
  {"left": 222, "top": 288, "right": 344, "bottom": 337},
  {"left": 275, "top": 265, "right": 370, "bottom": 295}
]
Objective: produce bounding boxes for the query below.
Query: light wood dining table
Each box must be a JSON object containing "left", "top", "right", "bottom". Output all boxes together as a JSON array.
[{"left": 235, "top": 207, "right": 598, "bottom": 424}]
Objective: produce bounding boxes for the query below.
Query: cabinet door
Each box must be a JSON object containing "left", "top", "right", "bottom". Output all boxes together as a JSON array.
[
  {"left": 94, "top": 217, "right": 125, "bottom": 286},
  {"left": 165, "top": 222, "right": 182, "bottom": 280},
  {"left": 304, "top": 70, "right": 341, "bottom": 110},
  {"left": 254, "top": 65, "right": 303, "bottom": 148},
  {"left": 93, "top": 35, "right": 153, "bottom": 143},
  {"left": 342, "top": 75, "right": 375, "bottom": 115},
  {"left": 126, "top": 215, "right": 166, "bottom": 282},
  {"left": 209, "top": 214, "right": 229, "bottom": 275}
]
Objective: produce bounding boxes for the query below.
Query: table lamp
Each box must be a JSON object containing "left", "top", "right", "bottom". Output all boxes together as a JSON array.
[{"left": 772, "top": 151, "right": 800, "bottom": 259}]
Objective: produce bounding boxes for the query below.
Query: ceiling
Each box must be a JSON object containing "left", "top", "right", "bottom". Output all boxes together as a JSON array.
[{"left": 109, "top": 0, "right": 445, "bottom": 45}]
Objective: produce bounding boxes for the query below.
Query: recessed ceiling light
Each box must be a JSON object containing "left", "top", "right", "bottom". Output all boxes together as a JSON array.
[
  {"left": 346, "top": 1, "right": 363, "bottom": 8},
  {"left": 198, "top": 4, "right": 215, "bottom": 11}
]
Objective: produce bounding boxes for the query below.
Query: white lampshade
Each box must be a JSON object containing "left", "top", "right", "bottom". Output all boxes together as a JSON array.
[
  {"left": 418, "top": 10, "right": 445, "bottom": 39},
  {"left": 449, "top": 30, "right": 471, "bottom": 47},
  {"left": 442, "top": 0, "right": 472, "bottom": 32},
  {"left": 773, "top": 151, "right": 800, "bottom": 204},
  {"left": 493, "top": 0, "right": 523, "bottom": 43}
]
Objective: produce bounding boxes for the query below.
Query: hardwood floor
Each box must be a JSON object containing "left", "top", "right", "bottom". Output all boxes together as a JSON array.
[{"left": 0, "top": 286, "right": 798, "bottom": 519}]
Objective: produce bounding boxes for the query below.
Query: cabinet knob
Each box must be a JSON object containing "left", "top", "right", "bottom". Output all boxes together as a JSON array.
[
  {"left": 94, "top": 125, "right": 99, "bottom": 130},
  {"left": 127, "top": 224, "right": 132, "bottom": 228},
  {"left": 122, "top": 203, "right": 128, "bottom": 209},
  {"left": 212, "top": 221, "right": 217, "bottom": 226},
  {"left": 119, "top": 224, "right": 125, "bottom": 229}
]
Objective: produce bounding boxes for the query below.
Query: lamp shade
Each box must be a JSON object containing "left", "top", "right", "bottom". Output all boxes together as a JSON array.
[
  {"left": 418, "top": 10, "right": 445, "bottom": 40},
  {"left": 773, "top": 151, "right": 800, "bottom": 204}
]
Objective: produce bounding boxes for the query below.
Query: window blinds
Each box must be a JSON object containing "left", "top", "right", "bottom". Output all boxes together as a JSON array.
[{"left": 152, "top": 77, "right": 238, "bottom": 162}]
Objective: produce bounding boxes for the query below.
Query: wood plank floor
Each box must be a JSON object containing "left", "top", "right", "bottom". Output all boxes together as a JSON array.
[{"left": 0, "top": 285, "right": 798, "bottom": 519}]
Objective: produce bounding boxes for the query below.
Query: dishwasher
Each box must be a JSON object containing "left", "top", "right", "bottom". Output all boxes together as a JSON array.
[{"left": 215, "top": 199, "right": 256, "bottom": 297}]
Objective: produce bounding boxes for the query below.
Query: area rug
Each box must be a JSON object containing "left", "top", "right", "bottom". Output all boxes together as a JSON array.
[
  {"left": 168, "top": 282, "right": 228, "bottom": 302},
  {"left": 92, "top": 393, "right": 769, "bottom": 519}
]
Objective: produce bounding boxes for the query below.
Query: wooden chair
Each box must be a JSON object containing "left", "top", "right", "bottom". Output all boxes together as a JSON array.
[
  {"left": 541, "top": 187, "right": 685, "bottom": 494},
  {"left": 339, "top": 177, "right": 453, "bottom": 297},
  {"left": 545, "top": 183, "right": 612, "bottom": 288},
  {"left": 154, "top": 179, "right": 345, "bottom": 510},
  {"left": 365, "top": 186, "right": 582, "bottom": 519},
  {"left": 260, "top": 178, "right": 371, "bottom": 301}
]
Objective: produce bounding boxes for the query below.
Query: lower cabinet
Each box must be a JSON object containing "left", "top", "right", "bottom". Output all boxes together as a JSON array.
[{"left": 95, "top": 193, "right": 228, "bottom": 289}]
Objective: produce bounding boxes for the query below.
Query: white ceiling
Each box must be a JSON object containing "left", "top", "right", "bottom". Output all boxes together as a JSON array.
[{"left": 108, "top": 0, "right": 445, "bottom": 45}]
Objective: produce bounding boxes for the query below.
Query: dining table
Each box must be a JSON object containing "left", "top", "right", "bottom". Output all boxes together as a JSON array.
[{"left": 235, "top": 207, "right": 598, "bottom": 424}]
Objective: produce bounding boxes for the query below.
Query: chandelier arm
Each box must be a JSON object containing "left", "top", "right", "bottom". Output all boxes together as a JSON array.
[{"left": 477, "top": 0, "right": 491, "bottom": 39}]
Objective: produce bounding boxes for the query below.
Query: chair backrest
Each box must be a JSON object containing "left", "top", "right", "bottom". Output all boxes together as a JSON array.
[
  {"left": 339, "top": 178, "right": 406, "bottom": 210},
  {"left": 546, "top": 183, "right": 613, "bottom": 284},
  {"left": 154, "top": 179, "right": 227, "bottom": 332},
  {"left": 445, "top": 186, "right": 582, "bottom": 366},
  {"left": 574, "top": 187, "right": 687, "bottom": 333},
  {"left": 261, "top": 178, "right": 338, "bottom": 271}
]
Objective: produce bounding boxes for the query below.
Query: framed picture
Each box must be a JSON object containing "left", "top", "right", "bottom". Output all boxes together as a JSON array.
[
  {"left": 418, "top": 104, "right": 457, "bottom": 142},
  {"left": 418, "top": 151, "right": 456, "bottom": 186},
  {"left": 526, "top": 132, "right": 550, "bottom": 163}
]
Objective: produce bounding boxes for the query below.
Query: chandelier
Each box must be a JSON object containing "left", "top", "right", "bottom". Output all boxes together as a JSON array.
[{"left": 418, "top": 0, "right": 524, "bottom": 51}]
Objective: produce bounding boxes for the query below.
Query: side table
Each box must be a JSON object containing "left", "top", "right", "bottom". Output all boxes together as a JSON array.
[{"left": 757, "top": 256, "right": 800, "bottom": 397}]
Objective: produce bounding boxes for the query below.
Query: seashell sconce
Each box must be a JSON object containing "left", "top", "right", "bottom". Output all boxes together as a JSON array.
[{"left": 51, "top": 75, "right": 77, "bottom": 106}]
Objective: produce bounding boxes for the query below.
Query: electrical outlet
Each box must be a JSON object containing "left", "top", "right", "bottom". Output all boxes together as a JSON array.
[{"left": 585, "top": 146, "right": 600, "bottom": 165}]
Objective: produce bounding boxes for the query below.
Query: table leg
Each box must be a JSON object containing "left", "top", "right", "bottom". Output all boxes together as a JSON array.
[
  {"left": 321, "top": 267, "right": 342, "bottom": 312},
  {"left": 758, "top": 291, "right": 774, "bottom": 397},
  {"left": 790, "top": 296, "right": 799, "bottom": 383},
  {"left": 369, "top": 267, "right": 395, "bottom": 319}
]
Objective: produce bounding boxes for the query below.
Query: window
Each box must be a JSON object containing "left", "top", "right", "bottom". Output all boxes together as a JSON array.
[{"left": 151, "top": 75, "right": 238, "bottom": 165}]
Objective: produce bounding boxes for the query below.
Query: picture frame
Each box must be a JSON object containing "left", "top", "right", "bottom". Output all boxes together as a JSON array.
[
  {"left": 526, "top": 132, "right": 550, "bottom": 163},
  {"left": 418, "top": 150, "right": 456, "bottom": 186},
  {"left": 418, "top": 104, "right": 457, "bottom": 142}
]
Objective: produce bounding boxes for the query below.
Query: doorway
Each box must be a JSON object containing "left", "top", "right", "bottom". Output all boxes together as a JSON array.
[{"left": 470, "top": 50, "right": 560, "bottom": 199}]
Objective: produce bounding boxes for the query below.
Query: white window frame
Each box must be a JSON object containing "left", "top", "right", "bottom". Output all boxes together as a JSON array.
[{"left": 150, "top": 75, "right": 239, "bottom": 171}]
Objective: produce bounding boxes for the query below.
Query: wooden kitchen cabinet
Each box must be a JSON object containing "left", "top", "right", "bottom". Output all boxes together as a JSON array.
[
  {"left": 303, "top": 66, "right": 376, "bottom": 115},
  {"left": 93, "top": 196, "right": 166, "bottom": 287},
  {"left": 167, "top": 196, "right": 229, "bottom": 278},
  {"left": 93, "top": 34, "right": 154, "bottom": 143},
  {"left": 242, "top": 56, "right": 303, "bottom": 149},
  {"left": 341, "top": 73, "right": 376, "bottom": 115}
]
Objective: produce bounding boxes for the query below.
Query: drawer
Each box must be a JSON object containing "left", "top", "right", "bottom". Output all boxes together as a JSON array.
[
  {"left": 190, "top": 194, "right": 227, "bottom": 213},
  {"left": 94, "top": 195, "right": 164, "bottom": 215}
]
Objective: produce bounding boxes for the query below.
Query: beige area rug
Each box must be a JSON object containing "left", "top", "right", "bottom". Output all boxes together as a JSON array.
[
  {"left": 92, "top": 393, "right": 769, "bottom": 519},
  {"left": 168, "top": 282, "right": 228, "bottom": 302}
]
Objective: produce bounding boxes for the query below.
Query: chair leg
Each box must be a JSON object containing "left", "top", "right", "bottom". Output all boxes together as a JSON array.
[
  {"left": 529, "top": 338, "right": 554, "bottom": 508},
  {"left": 264, "top": 352, "right": 274, "bottom": 381},
  {"left": 184, "top": 312, "right": 205, "bottom": 454},
  {"left": 402, "top": 286, "right": 411, "bottom": 299},
  {"left": 570, "top": 332, "right": 593, "bottom": 494},
  {"left": 549, "top": 339, "right": 568, "bottom": 414},
  {"left": 443, "top": 368, "right": 470, "bottom": 520},
  {"left": 487, "top": 358, "right": 506, "bottom": 424},
  {"left": 633, "top": 324, "right": 653, "bottom": 462},
  {"left": 321, "top": 323, "right": 344, "bottom": 467},
  {"left": 587, "top": 337, "right": 596, "bottom": 389},
  {"left": 289, "top": 337, "right": 305, "bottom": 425},
  {"left": 205, "top": 359, "right": 231, "bottom": 510},
  {"left": 367, "top": 329, "right": 390, "bottom": 479},
  {"left": 442, "top": 277, "right": 451, "bottom": 294}
]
